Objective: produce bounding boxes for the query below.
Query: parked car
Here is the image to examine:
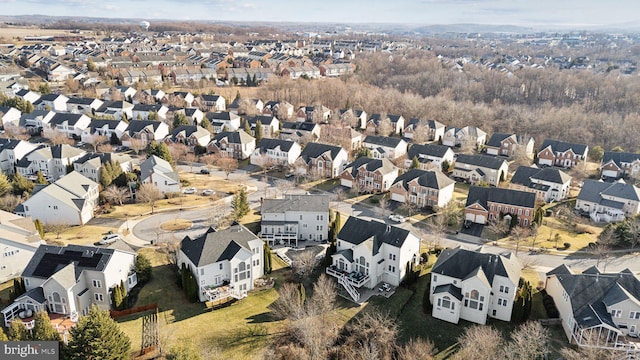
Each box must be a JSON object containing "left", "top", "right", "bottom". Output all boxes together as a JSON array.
[
  {"left": 200, "top": 168, "right": 210, "bottom": 174},
  {"left": 388, "top": 214, "right": 405, "bottom": 223},
  {"left": 201, "top": 189, "right": 215, "bottom": 196},
  {"left": 182, "top": 187, "right": 197, "bottom": 194},
  {"left": 99, "top": 234, "right": 120, "bottom": 245}
]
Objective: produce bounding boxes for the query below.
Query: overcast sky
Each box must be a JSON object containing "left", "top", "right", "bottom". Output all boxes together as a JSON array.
[{"left": 2, "top": 0, "right": 639, "bottom": 27}]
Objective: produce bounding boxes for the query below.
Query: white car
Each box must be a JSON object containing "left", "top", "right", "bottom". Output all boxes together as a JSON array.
[
  {"left": 388, "top": 214, "right": 406, "bottom": 223},
  {"left": 100, "top": 234, "right": 120, "bottom": 245},
  {"left": 182, "top": 187, "right": 197, "bottom": 194},
  {"left": 201, "top": 189, "right": 215, "bottom": 196}
]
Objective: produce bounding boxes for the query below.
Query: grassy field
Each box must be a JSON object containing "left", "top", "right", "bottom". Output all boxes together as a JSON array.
[{"left": 44, "top": 224, "right": 116, "bottom": 246}]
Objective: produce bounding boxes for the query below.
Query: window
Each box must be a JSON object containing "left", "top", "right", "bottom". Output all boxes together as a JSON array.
[
  {"left": 465, "top": 290, "right": 482, "bottom": 310},
  {"left": 388, "top": 265, "right": 395, "bottom": 273},
  {"left": 94, "top": 293, "right": 104, "bottom": 302},
  {"left": 612, "top": 309, "right": 622, "bottom": 318},
  {"left": 200, "top": 269, "right": 204, "bottom": 275},
  {"left": 433, "top": 275, "right": 437, "bottom": 282},
  {"left": 219, "top": 263, "right": 223, "bottom": 270},
  {"left": 442, "top": 296, "right": 452, "bottom": 309},
  {"left": 92, "top": 280, "right": 102, "bottom": 288},
  {"left": 630, "top": 312, "right": 640, "bottom": 320}
]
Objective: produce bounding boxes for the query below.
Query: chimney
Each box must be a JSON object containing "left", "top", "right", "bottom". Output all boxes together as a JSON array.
[{"left": 386, "top": 225, "right": 391, "bottom": 233}]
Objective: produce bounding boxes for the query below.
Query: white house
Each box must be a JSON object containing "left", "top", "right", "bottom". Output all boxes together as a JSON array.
[
  {"left": 545, "top": 265, "right": 640, "bottom": 352},
  {"left": 405, "top": 143, "right": 455, "bottom": 170},
  {"left": 120, "top": 120, "right": 170, "bottom": 147},
  {"left": 73, "top": 153, "right": 133, "bottom": 184},
  {"left": 1, "top": 244, "right": 137, "bottom": 328},
  {"left": 0, "top": 210, "right": 44, "bottom": 283},
  {"left": 442, "top": 126, "right": 487, "bottom": 148},
  {"left": 430, "top": 247, "right": 521, "bottom": 325},
  {"left": 81, "top": 119, "right": 128, "bottom": 144},
  {"left": 295, "top": 142, "right": 348, "bottom": 179},
  {"left": 16, "top": 144, "right": 86, "bottom": 182},
  {"left": 575, "top": 180, "right": 640, "bottom": 223},
  {"left": 65, "top": 97, "right": 104, "bottom": 115},
  {"left": 0, "top": 106, "right": 22, "bottom": 128},
  {"left": 34, "top": 94, "right": 69, "bottom": 112},
  {"left": 177, "top": 224, "right": 264, "bottom": 302},
  {"left": 15, "top": 171, "right": 99, "bottom": 225},
  {"left": 453, "top": 154, "right": 509, "bottom": 187},
  {"left": 167, "top": 125, "right": 212, "bottom": 147},
  {"left": 0, "top": 139, "right": 38, "bottom": 175},
  {"left": 260, "top": 194, "right": 330, "bottom": 247},
  {"left": 339, "top": 157, "right": 399, "bottom": 193},
  {"left": 362, "top": 135, "right": 408, "bottom": 160},
  {"left": 509, "top": 166, "right": 572, "bottom": 203},
  {"left": 205, "top": 111, "right": 241, "bottom": 133},
  {"left": 326, "top": 217, "right": 420, "bottom": 303},
  {"left": 139, "top": 155, "right": 180, "bottom": 194},
  {"left": 250, "top": 138, "right": 302, "bottom": 167},
  {"left": 42, "top": 113, "right": 92, "bottom": 139},
  {"left": 389, "top": 169, "right": 455, "bottom": 208},
  {"left": 208, "top": 130, "right": 255, "bottom": 160}
]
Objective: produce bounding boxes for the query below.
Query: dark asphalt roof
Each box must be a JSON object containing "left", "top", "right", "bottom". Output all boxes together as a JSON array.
[
  {"left": 299, "top": 142, "right": 344, "bottom": 163},
  {"left": 432, "top": 247, "right": 520, "bottom": 285},
  {"left": 433, "top": 283, "right": 463, "bottom": 301},
  {"left": 180, "top": 225, "right": 260, "bottom": 267},
  {"left": 455, "top": 154, "right": 508, "bottom": 170},
  {"left": 22, "top": 244, "right": 115, "bottom": 280},
  {"left": 485, "top": 133, "right": 514, "bottom": 147},
  {"left": 465, "top": 185, "right": 536, "bottom": 209},
  {"left": 407, "top": 143, "right": 451, "bottom": 159},
  {"left": 363, "top": 135, "right": 403, "bottom": 148},
  {"left": 539, "top": 139, "right": 588, "bottom": 155},
  {"left": 391, "top": 168, "right": 454, "bottom": 190},
  {"left": 337, "top": 216, "right": 414, "bottom": 254}
]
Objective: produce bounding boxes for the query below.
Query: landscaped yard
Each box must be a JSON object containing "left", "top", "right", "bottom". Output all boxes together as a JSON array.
[{"left": 44, "top": 223, "right": 117, "bottom": 246}]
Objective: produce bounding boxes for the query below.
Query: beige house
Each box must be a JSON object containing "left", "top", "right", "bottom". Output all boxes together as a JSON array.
[
  {"left": 453, "top": 154, "right": 509, "bottom": 187},
  {"left": 389, "top": 169, "right": 455, "bottom": 208}
]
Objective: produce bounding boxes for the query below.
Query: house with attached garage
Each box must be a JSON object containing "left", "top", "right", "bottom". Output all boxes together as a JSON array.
[
  {"left": 362, "top": 135, "right": 408, "bottom": 161},
  {"left": 339, "top": 157, "right": 398, "bottom": 193},
  {"left": 0, "top": 210, "right": 44, "bottom": 284},
  {"left": 171, "top": 107, "right": 205, "bottom": 126},
  {"left": 366, "top": 114, "right": 405, "bottom": 136},
  {"left": 337, "top": 109, "right": 367, "bottom": 129},
  {"left": 208, "top": 130, "right": 256, "bottom": 160},
  {"left": 262, "top": 100, "right": 294, "bottom": 119},
  {"left": 442, "top": 126, "right": 487, "bottom": 148},
  {"left": 244, "top": 115, "right": 280, "bottom": 138},
  {"left": 16, "top": 144, "right": 86, "bottom": 182},
  {"left": 389, "top": 169, "right": 455, "bottom": 208},
  {"left": 72, "top": 152, "right": 133, "bottom": 184},
  {"left": 0, "top": 139, "right": 37, "bottom": 175},
  {"left": 485, "top": 133, "right": 534, "bottom": 158},
  {"left": 172, "top": 92, "right": 196, "bottom": 107},
  {"left": 280, "top": 121, "right": 321, "bottom": 142},
  {"left": 33, "top": 94, "right": 68, "bottom": 112},
  {"left": 19, "top": 110, "right": 55, "bottom": 133},
  {"left": 537, "top": 139, "right": 588, "bottom": 168},
  {"left": 14, "top": 171, "right": 99, "bottom": 225},
  {"left": 1, "top": 244, "right": 137, "bottom": 328},
  {"left": 94, "top": 100, "right": 134, "bottom": 121},
  {"left": 575, "top": 180, "right": 640, "bottom": 223},
  {"left": 205, "top": 111, "right": 241, "bottom": 133},
  {"left": 404, "top": 118, "right": 446, "bottom": 142},
  {"left": 464, "top": 186, "right": 536, "bottom": 227},
  {"left": 600, "top": 151, "right": 640, "bottom": 179},
  {"left": 139, "top": 155, "right": 180, "bottom": 194},
  {"left": 509, "top": 166, "right": 572, "bottom": 203},
  {"left": 326, "top": 216, "right": 420, "bottom": 302},
  {"left": 65, "top": 97, "right": 104, "bottom": 115},
  {"left": 453, "top": 154, "right": 509, "bottom": 187},
  {"left": 294, "top": 142, "right": 348, "bottom": 179},
  {"left": 250, "top": 138, "right": 302, "bottom": 167},
  {"left": 545, "top": 265, "right": 640, "bottom": 353},
  {"left": 120, "top": 120, "right": 170, "bottom": 147},
  {"left": 199, "top": 94, "right": 226, "bottom": 112},
  {"left": 15, "top": 89, "right": 41, "bottom": 104},
  {"left": 166, "top": 125, "right": 211, "bottom": 147},
  {"left": 42, "top": 113, "right": 92, "bottom": 140},
  {"left": 81, "top": 119, "right": 128, "bottom": 144},
  {"left": 176, "top": 224, "right": 264, "bottom": 302},
  {"left": 260, "top": 194, "right": 329, "bottom": 247},
  {"left": 405, "top": 143, "right": 455, "bottom": 171},
  {"left": 132, "top": 103, "right": 169, "bottom": 121},
  {"left": 430, "top": 247, "right": 521, "bottom": 325}
]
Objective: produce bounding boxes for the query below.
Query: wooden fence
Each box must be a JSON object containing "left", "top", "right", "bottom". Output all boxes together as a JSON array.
[{"left": 110, "top": 303, "right": 158, "bottom": 319}]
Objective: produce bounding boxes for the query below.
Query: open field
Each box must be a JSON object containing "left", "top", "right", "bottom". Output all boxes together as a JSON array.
[{"left": 0, "top": 26, "right": 78, "bottom": 40}]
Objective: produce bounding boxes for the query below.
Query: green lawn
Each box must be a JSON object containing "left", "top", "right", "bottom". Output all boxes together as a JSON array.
[{"left": 313, "top": 178, "right": 340, "bottom": 191}]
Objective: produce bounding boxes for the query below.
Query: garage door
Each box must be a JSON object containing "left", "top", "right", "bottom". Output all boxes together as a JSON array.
[
  {"left": 391, "top": 192, "right": 405, "bottom": 203},
  {"left": 602, "top": 170, "right": 618, "bottom": 178},
  {"left": 465, "top": 213, "right": 475, "bottom": 221},
  {"left": 475, "top": 214, "right": 486, "bottom": 224},
  {"left": 341, "top": 179, "right": 352, "bottom": 188}
]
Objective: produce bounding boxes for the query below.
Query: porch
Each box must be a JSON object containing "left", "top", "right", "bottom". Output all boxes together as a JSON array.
[
  {"left": 326, "top": 265, "right": 370, "bottom": 288},
  {"left": 201, "top": 284, "right": 247, "bottom": 303},
  {"left": 571, "top": 324, "right": 640, "bottom": 356}
]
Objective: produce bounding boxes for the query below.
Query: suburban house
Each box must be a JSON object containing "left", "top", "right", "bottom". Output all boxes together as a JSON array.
[
  {"left": 280, "top": 121, "right": 321, "bottom": 142},
  {"left": 326, "top": 217, "right": 420, "bottom": 302},
  {"left": 537, "top": 139, "right": 588, "bottom": 168},
  {"left": 199, "top": 94, "right": 226, "bottom": 111},
  {"left": 65, "top": 97, "right": 104, "bottom": 115},
  {"left": 120, "top": 120, "right": 170, "bottom": 147},
  {"left": 81, "top": 119, "right": 128, "bottom": 144},
  {"left": 294, "top": 142, "right": 348, "bottom": 178},
  {"left": 430, "top": 247, "right": 521, "bottom": 325},
  {"left": 338, "top": 109, "right": 367, "bottom": 129},
  {"left": 16, "top": 144, "right": 86, "bottom": 182},
  {"left": 260, "top": 194, "right": 330, "bottom": 246},
  {"left": 575, "top": 180, "right": 640, "bottom": 223},
  {"left": 14, "top": 171, "right": 99, "bottom": 225},
  {"left": 0, "top": 106, "right": 22, "bottom": 128},
  {"left": 73, "top": 153, "right": 133, "bottom": 184},
  {"left": 33, "top": 94, "right": 68, "bottom": 112},
  {"left": 208, "top": 130, "right": 256, "bottom": 160},
  {"left": 339, "top": 157, "right": 399, "bottom": 193},
  {"left": 442, "top": 126, "right": 487, "bottom": 148},
  {"left": 167, "top": 125, "right": 211, "bottom": 147},
  {"left": 176, "top": 224, "right": 264, "bottom": 302},
  {"left": 20, "top": 110, "right": 55, "bottom": 133},
  {"left": 509, "top": 166, "right": 572, "bottom": 203},
  {"left": 0, "top": 210, "right": 44, "bottom": 284},
  {"left": 205, "top": 111, "right": 241, "bottom": 133},
  {"left": 546, "top": 265, "right": 640, "bottom": 352},
  {"left": 362, "top": 135, "right": 408, "bottom": 160},
  {"left": 42, "top": 113, "right": 91, "bottom": 139},
  {"left": 229, "top": 98, "right": 264, "bottom": 115},
  {"left": 172, "top": 91, "right": 195, "bottom": 107},
  {"left": 132, "top": 103, "right": 169, "bottom": 121},
  {"left": 1, "top": 244, "right": 137, "bottom": 328},
  {"left": 485, "top": 133, "right": 534, "bottom": 158},
  {"left": 366, "top": 114, "right": 405, "bottom": 135},
  {"left": 262, "top": 100, "right": 294, "bottom": 119},
  {"left": 405, "top": 143, "right": 455, "bottom": 171},
  {"left": 404, "top": 118, "right": 446, "bottom": 142},
  {"left": 464, "top": 186, "right": 537, "bottom": 226},
  {"left": 600, "top": 151, "right": 640, "bottom": 179},
  {"left": 173, "top": 108, "right": 204, "bottom": 126},
  {"left": 244, "top": 115, "right": 280, "bottom": 138},
  {"left": 389, "top": 169, "right": 455, "bottom": 208},
  {"left": 139, "top": 155, "right": 180, "bottom": 194},
  {"left": 295, "top": 105, "right": 330, "bottom": 122},
  {"left": 0, "top": 139, "right": 37, "bottom": 174},
  {"left": 250, "top": 138, "right": 302, "bottom": 167},
  {"left": 453, "top": 154, "right": 509, "bottom": 187},
  {"left": 15, "top": 89, "right": 41, "bottom": 104},
  {"left": 94, "top": 100, "right": 134, "bottom": 121}
]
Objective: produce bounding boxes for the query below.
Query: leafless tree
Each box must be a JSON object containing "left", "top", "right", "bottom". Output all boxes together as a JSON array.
[
  {"left": 137, "top": 183, "right": 163, "bottom": 214},
  {"left": 0, "top": 193, "right": 21, "bottom": 212},
  {"left": 184, "top": 152, "right": 197, "bottom": 176},
  {"left": 340, "top": 311, "right": 398, "bottom": 360},
  {"left": 504, "top": 321, "right": 549, "bottom": 360},
  {"left": 292, "top": 250, "right": 318, "bottom": 279},
  {"left": 307, "top": 274, "right": 336, "bottom": 318},
  {"left": 440, "top": 200, "right": 463, "bottom": 227},
  {"left": 215, "top": 156, "right": 238, "bottom": 179},
  {"left": 3, "top": 125, "right": 29, "bottom": 140},
  {"left": 626, "top": 218, "right": 640, "bottom": 251},
  {"left": 453, "top": 325, "right": 504, "bottom": 360},
  {"left": 85, "top": 133, "right": 107, "bottom": 152},
  {"left": 271, "top": 282, "right": 305, "bottom": 321},
  {"left": 397, "top": 338, "right": 437, "bottom": 360},
  {"left": 594, "top": 227, "right": 616, "bottom": 268},
  {"left": 103, "top": 185, "right": 128, "bottom": 206},
  {"left": 410, "top": 124, "right": 429, "bottom": 144},
  {"left": 376, "top": 117, "right": 393, "bottom": 136},
  {"left": 333, "top": 187, "right": 347, "bottom": 202},
  {"left": 274, "top": 179, "right": 296, "bottom": 197},
  {"left": 167, "top": 143, "right": 189, "bottom": 165},
  {"left": 97, "top": 143, "right": 113, "bottom": 153},
  {"left": 200, "top": 154, "right": 217, "bottom": 175},
  {"left": 48, "top": 129, "right": 74, "bottom": 145},
  {"left": 427, "top": 215, "right": 448, "bottom": 250},
  {"left": 45, "top": 222, "right": 71, "bottom": 240},
  {"left": 129, "top": 138, "right": 147, "bottom": 155},
  {"left": 510, "top": 226, "right": 530, "bottom": 256},
  {"left": 486, "top": 220, "right": 510, "bottom": 239}
]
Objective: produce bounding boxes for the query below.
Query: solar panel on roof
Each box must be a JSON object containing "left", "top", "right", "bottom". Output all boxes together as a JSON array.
[{"left": 31, "top": 250, "right": 106, "bottom": 278}]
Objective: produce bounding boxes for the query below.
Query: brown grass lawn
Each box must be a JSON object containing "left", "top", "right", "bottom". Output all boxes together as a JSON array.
[
  {"left": 44, "top": 224, "right": 115, "bottom": 246},
  {"left": 0, "top": 26, "right": 77, "bottom": 40},
  {"left": 160, "top": 219, "right": 193, "bottom": 232},
  {"left": 0, "top": 279, "right": 13, "bottom": 303}
]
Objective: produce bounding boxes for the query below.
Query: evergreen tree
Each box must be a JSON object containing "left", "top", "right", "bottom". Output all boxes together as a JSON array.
[
  {"left": 173, "top": 113, "right": 190, "bottom": 128},
  {"left": 34, "top": 219, "right": 45, "bottom": 238},
  {"left": 356, "top": 147, "right": 372, "bottom": 158},
  {"left": 0, "top": 172, "right": 11, "bottom": 196},
  {"left": 298, "top": 283, "right": 306, "bottom": 305},
  {"left": 231, "top": 187, "right": 250, "bottom": 220},
  {"left": 243, "top": 119, "right": 251, "bottom": 134},
  {"left": 120, "top": 280, "right": 128, "bottom": 309},
  {"left": 534, "top": 207, "right": 545, "bottom": 227},
  {"left": 254, "top": 120, "right": 263, "bottom": 142},
  {"left": 12, "top": 172, "right": 34, "bottom": 196},
  {"left": 135, "top": 253, "right": 152, "bottom": 284},
  {"left": 31, "top": 311, "right": 60, "bottom": 341},
  {"left": 110, "top": 132, "right": 121, "bottom": 145},
  {"left": 0, "top": 327, "right": 7, "bottom": 341},
  {"left": 148, "top": 142, "right": 173, "bottom": 164},
  {"left": 441, "top": 160, "right": 450, "bottom": 173},
  {"left": 200, "top": 117, "right": 213, "bottom": 132},
  {"left": 8, "top": 320, "right": 29, "bottom": 340},
  {"left": 410, "top": 156, "right": 420, "bottom": 169},
  {"left": 87, "top": 58, "right": 96, "bottom": 72},
  {"left": 35, "top": 171, "right": 47, "bottom": 185},
  {"left": 38, "top": 83, "right": 51, "bottom": 95},
  {"left": 263, "top": 243, "right": 272, "bottom": 274},
  {"left": 99, "top": 165, "right": 111, "bottom": 187},
  {"left": 112, "top": 285, "right": 123, "bottom": 310},
  {"left": 65, "top": 305, "right": 131, "bottom": 360},
  {"left": 234, "top": 90, "right": 241, "bottom": 100}
]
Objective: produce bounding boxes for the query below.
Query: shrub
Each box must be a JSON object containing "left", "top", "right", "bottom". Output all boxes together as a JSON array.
[
  {"left": 563, "top": 242, "right": 571, "bottom": 249},
  {"left": 165, "top": 191, "right": 181, "bottom": 199},
  {"left": 422, "top": 276, "right": 432, "bottom": 314},
  {"left": 420, "top": 252, "right": 429, "bottom": 264}
]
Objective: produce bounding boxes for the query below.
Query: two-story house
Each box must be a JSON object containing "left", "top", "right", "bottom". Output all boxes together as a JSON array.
[
  {"left": 453, "top": 154, "right": 509, "bottom": 187},
  {"left": 15, "top": 171, "right": 99, "bottom": 225},
  {"left": 464, "top": 186, "right": 536, "bottom": 226},
  {"left": 172, "top": 108, "right": 205, "bottom": 126},
  {"left": 404, "top": 118, "right": 446, "bottom": 142},
  {"left": 94, "top": 100, "right": 134, "bottom": 121},
  {"left": 0, "top": 210, "right": 44, "bottom": 284},
  {"left": 33, "top": 94, "right": 68, "bottom": 112},
  {"left": 42, "top": 113, "right": 91, "bottom": 140},
  {"left": 208, "top": 130, "right": 256, "bottom": 160},
  {"left": 0, "top": 139, "right": 37, "bottom": 175},
  {"left": 389, "top": 169, "right": 455, "bottom": 208},
  {"left": 337, "top": 109, "right": 367, "bottom": 129},
  {"left": 362, "top": 135, "right": 408, "bottom": 161},
  {"left": 537, "top": 139, "right": 588, "bottom": 168},
  {"left": 600, "top": 151, "right": 640, "bottom": 179},
  {"left": 405, "top": 143, "right": 455, "bottom": 171},
  {"left": 73, "top": 153, "right": 133, "bottom": 184},
  {"left": 509, "top": 166, "right": 571, "bottom": 203},
  {"left": 260, "top": 194, "right": 329, "bottom": 247},
  {"left": 16, "top": 144, "right": 86, "bottom": 182},
  {"left": 177, "top": 224, "right": 263, "bottom": 302},
  {"left": 80, "top": 119, "right": 128, "bottom": 144},
  {"left": 139, "top": 155, "right": 180, "bottom": 194},
  {"left": 132, "top": 103, "right": 169, "bottom": 121},
  {"left": 430, "top": 247, "right": 521, "bottom": 324},
  {"left": 366, "top": 114, "right": 405, "bottom": 136},
  {"left": 199, "top": 94, "right": 226, "bottom": 112},
  {"left": 65, "top": 97, "right": 104, "bottom": 115},
  {"left": 339, "top": 157, "right": 398, "bottom": 193},
  {"left": 295, "top": 142, "right": 348, "bottom": 179},
  {"left": 244, "top": 115, "right": 280, "bottom": 138},
  {"left": 250, "top": 138, "right": 302, "bottom": 167},
  {"left": 205, "top": 111, "right": 241, "bottom": 133},
  {"left": 326, "top": 217, "right": 420, "bottom": 302},
  {"left": 575, "top": 180, "right": 640, "bottom": 223},
  {"left": 485, "top": 133, "right": 534, "bottom": 158},
  {"left": 167, "top": 125, "right": 211, "bottom": 147},
  {"left": 120, "top": 120, "right": 170, "bottom": 147},
  {"left": 442, "top": 126, "right": 487, "bottom": 148},
  {"left": 0, "top": 106, "right": 22, "bottom": 128},
  {"left": 280, "top": 121, "right": 321, "bottom": 142},
  {"left": 262, "top": 100, "right": 294, "bottom": 119},
  {"left": 545, "top": 265, "right": 640, "bottom": 350}
]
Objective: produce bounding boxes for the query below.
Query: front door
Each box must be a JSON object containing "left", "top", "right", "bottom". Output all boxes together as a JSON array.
[
  {"left": 631, "top": 325, "right": 636, "bottom": 335},
  {"left": 215, "top": 275, "right": 221, "bottom": 285}
]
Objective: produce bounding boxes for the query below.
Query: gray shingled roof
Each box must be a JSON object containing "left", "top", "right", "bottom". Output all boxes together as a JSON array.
[
  {"left": 578, "top": 179, "right": 640, "bottom": 203},
  {"left": 392, "top": 168, "right": 454, "bottom": 191},
  {"left": 510, "top": 166, "right": 571, "bottom": 187},
  {"left": 180, "top": 225, "right": 260, "bottom": 267},
  {"left": 602, "top": 151, "right": 640, "bottom": 168},
  {"left": 212, "top": 130, "right": 254, "bottom": 145},
  {"left": 343, "top": 157, "right": 396, "bottom": 177},
  {"left": 455, "top": 154, "right": 508, "bottom": 170},
  {"left": 407, "top": 143, "right": 451, "bottom": 159},
  {"left": 433, "top": 283, "right": 463, "bottom": 301},
  {"left": 337, "top": 216, "right": 414, "bottom": 254},
  {"left": 262, "top": 194, "right": 329, "bottom": 213},
  {"left": 363, "top": 135, "right": 403, "bottom": 148},
  {"left": 299, "top": 142, "right": 344, "bottom": 163},
  {"left": 432, "top": 247, "right": 520, "bottom": 285},
  {"left": 539, "top": 139, "right": 588, "bottom": 155},
  {"left": 485, "top": 133, "right": 514, "bottom": 147},
  {"left": 22, "top": 244, "right": 115, "bottom": 280},
  {"left": 465, "top": 186, "right": 536, "bottom": 209},
  {"left": 256, "top": 138, "right": 295, "bottom": 152}
]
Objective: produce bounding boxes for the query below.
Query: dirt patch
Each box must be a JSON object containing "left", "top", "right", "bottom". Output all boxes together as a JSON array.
[
  {"left": 160, "top": 219, "right": 193, "bottom": 231},
  {"left": 285, "top": 245, "right": 326, "bottom": 262}
]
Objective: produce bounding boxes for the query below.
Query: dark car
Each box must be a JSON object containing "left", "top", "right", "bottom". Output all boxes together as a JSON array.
[
  {"left": 463, "top": 220, "right": 472, "bottom": 229},
  {"left": 200, "top": 168, "right": 210, "bottom": 174}
]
